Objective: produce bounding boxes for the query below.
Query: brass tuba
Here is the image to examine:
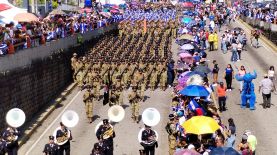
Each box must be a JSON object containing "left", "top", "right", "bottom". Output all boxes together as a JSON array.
[
  {"left": 108, "top": 105, "right": 125, "bottom": 122},
  {"left": 142, "top": 108, "right": 160, "bottom": 127},
  {"left": 53, "top": 110, "right": 79, "bottom": 145},
  {"left": 94, "top": 121, "right": 114, "bottom": 140},
  {"left": 5, "top": 108, "right": 26, "bottom": 144}
]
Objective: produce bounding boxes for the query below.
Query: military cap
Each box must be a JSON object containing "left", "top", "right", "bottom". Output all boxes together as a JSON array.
[
  {"left": 169, "top": 114, "right": 175, "bottom": 120},
  {"left": 94, "top": 143, "right": 101, "bottom": 150},
  {"left": 103, "top": 119, "right": 109, "bottom": 125},
  {"left": 73, "top": 53, "right": 77, "bottom": 56},
  {"left": 49, "top": 135, "right": 54, "bottom": 140}
]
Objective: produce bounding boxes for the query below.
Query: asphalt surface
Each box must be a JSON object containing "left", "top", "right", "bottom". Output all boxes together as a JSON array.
[{"left": 19, "top": 19, "right": 277, "bottom": 155}]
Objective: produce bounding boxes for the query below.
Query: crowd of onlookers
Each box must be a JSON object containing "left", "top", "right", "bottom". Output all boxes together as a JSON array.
[
  {"left": 0, "top": 9, "right": 123, "bottom": 55},
  {"left": 237, "top": 4, "right": 277, "bottom": 23}
]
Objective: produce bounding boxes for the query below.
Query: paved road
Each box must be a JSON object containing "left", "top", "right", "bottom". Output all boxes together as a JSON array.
[
  {"left": 19, "top": 19, "right": 277, "bottom": 155},
  {"left": 207, "top": 20, "right": 277, "bottom": 154}
]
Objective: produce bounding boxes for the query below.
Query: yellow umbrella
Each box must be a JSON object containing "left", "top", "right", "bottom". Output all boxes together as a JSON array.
[
  {"left": 178, "top": 34, "right": 194, "bottom": 41},
  {"left": 182, "top": 116, "right": 220, "bottom": 135}
]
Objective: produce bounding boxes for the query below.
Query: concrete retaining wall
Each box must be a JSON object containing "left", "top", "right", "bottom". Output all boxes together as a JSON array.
[{"left": 0, "top": 25, "right": 118, "bottom": 130}]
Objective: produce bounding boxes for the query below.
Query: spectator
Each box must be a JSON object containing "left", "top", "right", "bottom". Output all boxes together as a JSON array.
[
  {"left": 217, "top": 82, "right": 227, "bottom": 112},
  {"left": 259, "top": 74, "right": 275, "bottom": 108},
  {"left": 223, "top": 64, "right": 234, "bottom": 91}
]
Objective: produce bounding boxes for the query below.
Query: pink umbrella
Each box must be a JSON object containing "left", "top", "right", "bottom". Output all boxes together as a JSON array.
[
  {"left": 110, "top": 9, "right": 119, "bottom": 13},
  {"left": 99, "top": 12, "right": 111, "bottom": 17},
  {"left": 112, "top": 5, "right": 119, "bottom": 9},
  {"left": 79, "top": 7, "right": 92, "bottom": 13},
  {"left": 175, "top": 84, "right": 184, "bottom": 91},
  {"left": 182, "top": 2, "right": 194, "bottom": 8},
  {"left": 179, "top": 52, "right": 192, "bottom": 58},
  {"left": 174, "top": 149, "right": 201, "bottom": 155}
]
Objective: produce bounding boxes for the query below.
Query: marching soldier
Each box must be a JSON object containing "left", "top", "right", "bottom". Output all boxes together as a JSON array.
[
  {"left": 71, "top": 53, "right": 78, "bottom": 80},
  {"left": 160, "top": 68, "right": 168, "bottom": 91},
  {"left": 115, "top": 77, "right": 123, "bottom": 105},
  {"left": 122, "top": 69, "right": 130, "bottom": 89},
  {"left": 165, "top": 114, "right": 177, "bottom": 155},
  {"left": 76, "top": 66, "right": 85, "bottom": 88},
  {"left": 83, "top": 86, "right": 94, "bottom": 123},
  {"left": 150, "top": 68, "right": 158, "bottom": 91},
  {"left": 92, "top": 70, "right": 101, "bottom": 100},
  {"left": 96, "top": 119, "right": 116, "bottom": 155},
  {"left": 43, "top": 136, "right": 59, "bottom": 155},
  {"left": 128, "top": 87, "right": 141, "bottom": 123}
]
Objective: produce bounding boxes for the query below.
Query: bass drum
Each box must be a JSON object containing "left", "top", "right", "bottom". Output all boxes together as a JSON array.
[{"left": 52, "top": 127, "right": 71, "bottom": 146}]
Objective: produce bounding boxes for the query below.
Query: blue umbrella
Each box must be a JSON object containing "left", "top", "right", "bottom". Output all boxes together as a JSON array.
[
  {"left": 182, "top": 17, "right": 192, "bottom": 24},
  {"left": 179, "top": 85, "right": 210, "bottom": 97},
  {"left": 210, "top": 147, "right": 240, "bottom": 155}
]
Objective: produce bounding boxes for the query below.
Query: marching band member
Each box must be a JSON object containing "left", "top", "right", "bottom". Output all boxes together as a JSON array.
[
  {"left": 43, "top": 136, "right": 59, "bottom": 155},
  {"left": 56, "top": 122, "right": 72, "bottom": 155},
  {"left": 96, "top": 119, "right": 115, "bottom": 155},
  {"left": 2, "top": 126, "right": 19, "bottom": 155},
  {"left": 141, "top": 125, "right": 158, "bottom": 155},
  {"left": 90, "top": 143, "right": 104, "bottom": 155}
]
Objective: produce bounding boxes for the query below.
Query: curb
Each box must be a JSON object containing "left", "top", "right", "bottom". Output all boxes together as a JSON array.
[
  {"left": 18, "top": 82, "right": 77, "bottom": 147},
  {"left": 238, "top": 19, "right": 277, "bottom": 52}
]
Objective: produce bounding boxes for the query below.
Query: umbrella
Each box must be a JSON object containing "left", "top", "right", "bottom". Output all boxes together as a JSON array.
[
  {"left": 179, "top": 52, "right": 192, "bottom": 58},
  {"left": 79, "top": 7, "right": 92, "bottom": 13},
  {"left": 181, "top": 44, "right": 194, "bottom": 50},
  {"left": 176, "top": 62, "right": 189, "bottom": 70},
  {"left": 14, "top": 13, "right": 38, "bottom": 22},
  {"left": 178, "top": 34, "right": 194, "bottom": 41},
  {"left": 182, "top": 17, "right": 192, "bottom": 24},
  {"left": 110, "top": 9, "right": 119, "bottom": 13},
  {"left": 182, "top": 116, "right": 220, "bottom": 135},
  {"left": 176, "top": 39, "right": 194, "bottom": 46},
  {"left": 210, "top": 147, "right": 240, "bottom": 155},
  {"left": 0, "top": 3, "right": 11, "bottom": 12},
  {"left": 179, "top": 85, "right": 209, "bottom": 97},
  {"left": 194, "top": 65, "right": 211, "bottom": 74},
  {"left": 186, "top": 71, "right": 206, "bottom": 77},
  {"left": 182, "top": 2, "right": 194, "bottom": 8},
  {"left": 174, "top": 149, "right": 201, "bottom": 155},
  {"left": 49, "top": 9, "right": 66, "bottom": 15},
  {"left": 100, "top": 12, "right": 111, "bottom": 17},
  {"left": 175, "top": 84, "right": 185, "bottom": 91}
]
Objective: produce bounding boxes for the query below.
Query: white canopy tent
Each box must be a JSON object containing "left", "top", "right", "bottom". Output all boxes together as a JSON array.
[{"left": 0, "top": 0, "right": 27, "bottom": 24}]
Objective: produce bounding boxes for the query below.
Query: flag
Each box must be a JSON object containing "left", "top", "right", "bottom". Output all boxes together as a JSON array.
[{"left": 188, "top": 99, "right": 200, "bottom": 111}]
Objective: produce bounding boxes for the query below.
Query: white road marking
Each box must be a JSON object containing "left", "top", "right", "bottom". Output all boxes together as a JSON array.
[{"left": 25, "top": 91, "right": 81, "bottom": 155}]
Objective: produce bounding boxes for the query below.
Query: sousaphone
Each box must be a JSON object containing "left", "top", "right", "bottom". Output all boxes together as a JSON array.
[
  {"left": 108, "top": 105, "right": 125, "bottom": 122},
  {"left": 138, "top": 128, "right": 159, "bottom": 147},
  {"left": 53, "top": 110, "right": 79, "bottom": 145},
  {"left": 142, "top": 108, "right": 160, "bottom": 127},
  {"left": 6, "top": 108, "right": 26, "bottom": 128},
  {"left": 5, "top": 108, "right": 26, "bottom": 143},
  {"left": 94, "top": 120, "right": 114, "bottom": 140}
]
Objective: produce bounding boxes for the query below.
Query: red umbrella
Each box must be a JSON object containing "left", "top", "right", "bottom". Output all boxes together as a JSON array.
[
  {"left": 0, "top": 3, "right": 11, "bottom": 12},
  {"left": 182, "top": 2, "right": 194, "bottom": 8}
]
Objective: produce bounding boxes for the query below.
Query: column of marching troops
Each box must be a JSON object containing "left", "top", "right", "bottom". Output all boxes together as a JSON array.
[{"left": 40, "top": 15, "right": 180, "bottom": 155}]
